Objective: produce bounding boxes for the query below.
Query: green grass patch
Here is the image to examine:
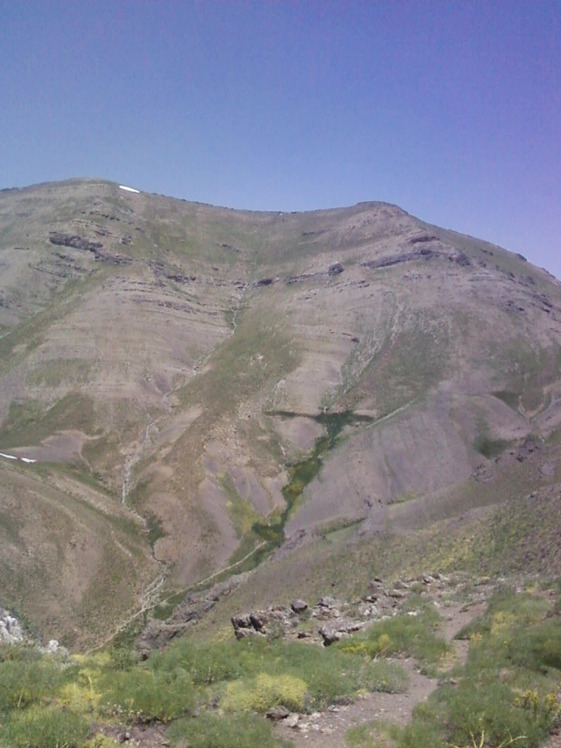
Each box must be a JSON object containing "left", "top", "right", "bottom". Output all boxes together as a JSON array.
[
  {"left": 0, "top": 653, "right": 67, "bottom": 712},
  {"left": 474, "top": 418, "right": 511, "bottom": 459},
  {"left": 493, "top": 389, "right": 521, "bottom": 410},
  {"left": 223, "top": 671, "right": 307, "bottom": 712},
  {"left": 0, "top": 705, "right": 91, "bottom": 748},
  {"left": 220, "top": 473, "right": 261, "bottom": 538},
  {"left": 100, "top": 666, "right": 196, "bottom": 722},
  {"left": 145, "top": 512, "right": 166, "bottom": 549},
  {"left": 168, "top": 711, "right": 292, "bottom": 748},
  {"left": 383, "top": 588, "right": 561, "bottom": 748},
  {"left": 150, "top": 634, "right": 407, "bottom": 712},
  {"left": 337, "top": 606, "right": 449, "bottom": 667},
  {"left": 0, "top": 392, "right": 99, "bottom": 448}
]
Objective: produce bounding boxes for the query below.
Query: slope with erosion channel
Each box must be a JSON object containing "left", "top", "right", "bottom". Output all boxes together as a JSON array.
[
  {"left": 1, "top": 179, "right": 561, "bottom": 647},
  {"left": 0, "top": 458, "right": 159, "bottom": 649}
]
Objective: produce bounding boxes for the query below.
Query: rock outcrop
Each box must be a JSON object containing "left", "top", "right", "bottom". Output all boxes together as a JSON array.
[{"left": 0, "top": 607, "right": 23, "bottom": 644}]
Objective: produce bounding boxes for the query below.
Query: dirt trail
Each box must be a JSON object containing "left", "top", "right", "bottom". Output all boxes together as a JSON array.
[
  {"left": 275, "top": 600, "right": 487, "bottom": 747},
  {"left": 545, "top": 734, "right": 561, "bottom": 748}
]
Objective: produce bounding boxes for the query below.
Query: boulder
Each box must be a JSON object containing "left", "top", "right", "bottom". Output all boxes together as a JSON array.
[{"left": 291, "top": 599, "right": 308, "bottom": 614}]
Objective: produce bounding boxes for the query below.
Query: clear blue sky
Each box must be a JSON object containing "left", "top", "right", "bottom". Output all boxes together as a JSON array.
[{"left": 2, "top": 1, "right": 560, "bottom": 279}]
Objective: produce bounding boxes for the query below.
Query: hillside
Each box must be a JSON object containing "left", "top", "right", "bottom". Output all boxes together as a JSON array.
[{"left": 1, "top": 178, "right": 561, "bottom": 648}]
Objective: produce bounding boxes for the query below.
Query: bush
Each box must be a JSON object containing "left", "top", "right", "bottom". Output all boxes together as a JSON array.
[
  {"left": 100, "top": 666, "right": 195, "bottom": 722},
  {"left": 222, "top": 672, "right": 307, "bottom": 712},
  {"left": 507, "top": 618, "right": 561, "bottom": 671},
  {"left": 262, "top": 639, "right": 407, "bottom": 708},
  {"left": 0, "top": 658, "right": 66, "bottom": 712},
  {"left": 0, "top": 705, "right": 90, "bottom": 748},
  {"left": 168, "top": 711, "right": 291, "bottom": 748},
  {"left": 441, "top": 681, "right": 548, "bottom": 747},
  {"left": 151, "top": 636, "right": 407, "bottom": 711},
  {"left": 338, "top": 607, "right": 448, "bottom": 665},
  {"left": 150, "top": 639, "right": 251, "bottom": 685}
]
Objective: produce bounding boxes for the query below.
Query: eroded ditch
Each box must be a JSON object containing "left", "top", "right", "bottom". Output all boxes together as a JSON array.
[
  {"left": 124, "top": 410, "right": 374, "bottom": 647},
  {"left": 250, "top": 410, "right": 373, "bottom": 551}
]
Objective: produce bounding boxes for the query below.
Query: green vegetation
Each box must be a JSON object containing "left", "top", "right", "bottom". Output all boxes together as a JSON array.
[
  {"left": 151, "top": 635, "right": 407, "bottom": 711},
  {"left": 145, "top": 512, "right": 166, "bottom": 549},
  {"left": 251, "top": 410, "right": 363, "bottom": 548},
  {"left": 0, "top": 393, "right": 99, "bottom": 448},
  {"left": 100, "top": 667, "right": 196, "bottom": 722},
  {"left": 474, "top": 418, "right": 511, "bottom": 459},
  {"left": 337, "top": 605, "right": 449, "bottom": 671},
  {"left": 1, "top": 705, "right": 91, "bottom": 748},
  {"left": 347, "top": 316, "right": 449, "bottom": 416},
  {"left": 220, "top": 473, "right": 261, "bottom": 539},
  {"left": 343, "top": 588, "right": 561, "bottom": 748},
  {"left": 0, "top": 624, "right": 407, "bottom": 747},
  {"left": 168, "top": 712, "right": 292, "bottom": 748}
]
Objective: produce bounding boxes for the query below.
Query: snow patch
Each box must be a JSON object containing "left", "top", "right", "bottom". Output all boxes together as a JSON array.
[
  {"left": 119, "top": 185, "right": 140, "bottom": 194},
  {"left": 0, "top": 452, "right": 36, "bottom": 464}
]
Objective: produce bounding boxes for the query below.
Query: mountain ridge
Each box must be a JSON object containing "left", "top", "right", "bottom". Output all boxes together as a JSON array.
[{"left": 1, "top": 178, "right": 560, "bottom": 648}]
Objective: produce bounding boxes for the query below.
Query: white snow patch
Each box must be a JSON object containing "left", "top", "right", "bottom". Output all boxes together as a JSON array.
[
  {"left": 119, "top": 185, "right": 140, "bottom": 194},
  {"left": 0, "top": 452, "right": 36, "bottom": 464}
]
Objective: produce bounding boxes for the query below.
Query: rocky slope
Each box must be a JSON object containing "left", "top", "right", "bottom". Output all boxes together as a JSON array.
[{"left": 1, "top": 178, "right": 560, "bottom": 647}]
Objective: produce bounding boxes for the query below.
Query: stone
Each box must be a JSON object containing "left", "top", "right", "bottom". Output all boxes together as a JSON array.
[
  {"left": 319, "top": 618, "right": 363, "bottom": 646},
  {"left": 249, "top": 611, "right": 268, "bottom": 631},
  {"left": 266, "top": 705, "right": 290, "bottom": 721},
  {"left": 317, "top": 596, "right": 341, "bottom": 609},
  {"left": 291, "top": 599, "right": 308, "bottom": 614},
  {"left": 0, "top": 608, "right": 24, "bottom": 644},
  {"left": 328, "top": 262, "right": 344, "bottom": 275},
  {"left": 284, "top": 713, "right": 300, "bottom": 728}
]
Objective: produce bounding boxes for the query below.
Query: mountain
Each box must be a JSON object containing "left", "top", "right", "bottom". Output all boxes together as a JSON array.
[{"left": 1, "top": 178, "right": 560, "bottom": 649}]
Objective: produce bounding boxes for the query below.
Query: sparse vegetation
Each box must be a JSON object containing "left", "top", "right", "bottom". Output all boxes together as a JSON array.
[
  {"left": 337, "top": 605, "right": 449, "bottom": 670},
  {"left": 344, "top": 587, "right": 561, "bottom": 748},
  {"left": 0, "top": 626, "right": 407, "bottom": 747},
  {"left": 168, "top": 711, "right": 291, "bottom": 748},
  {"left": 3, "top": 585, "right": 559, "bottom": 748}
]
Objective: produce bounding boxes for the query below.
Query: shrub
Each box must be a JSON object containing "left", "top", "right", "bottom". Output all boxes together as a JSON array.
[
  {"left": 151, "top": 636, "right": 407, "bottom": 711},
  {"left": 262, "top": 640, "right": 407, "bottom": 708},
  {"left": 0, "top": 704, "right": 90, "bottom": 748},
  {"left": 100, "top": 666, "right": 195, "bottom": 722},
  {"left": 440, "top": 681, "right": 543, "bottom": 747},
  {"left": 168, "top": 711, "right": 291, "bottom": 748},
  {"left": 507, "top": 618, "right": 561, "bottom": 671},
  {"left": 338, "top": 607, "right": 448, "bottom": 665},
  {"left": 0, "top": 658, "right": 66, "bottom": 712},
  {"left": 222, "top": 672, "right": 307, "bottom": 712},
  {"left": 150, "top": 639, "right": 251, "bottom": 685}
]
